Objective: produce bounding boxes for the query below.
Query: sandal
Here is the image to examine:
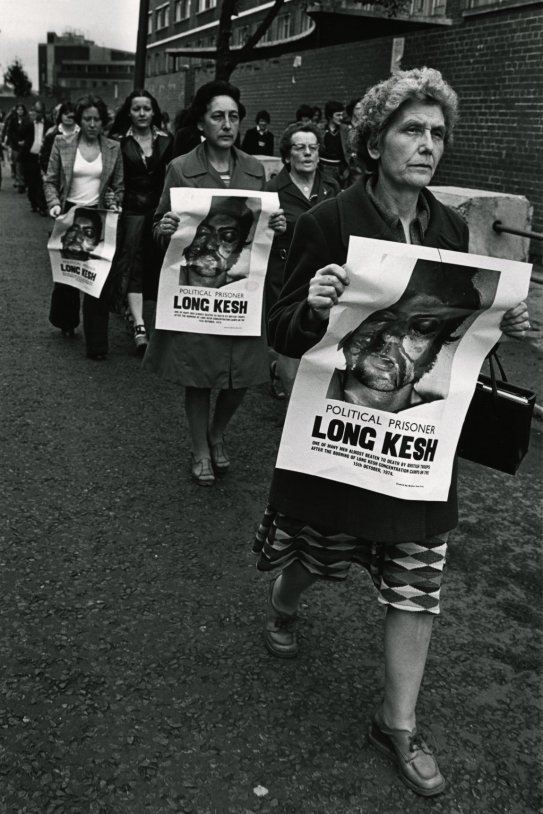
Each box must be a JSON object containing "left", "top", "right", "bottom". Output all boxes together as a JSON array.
[
  {"left": 133, "top": 324, "right": 148, "bottom": 355},
  {"left": 209, "top": 440, "right": 230, "bottom": 474},
  {"left": 190, "top": 455, "right": 215, "bottom": 486}
]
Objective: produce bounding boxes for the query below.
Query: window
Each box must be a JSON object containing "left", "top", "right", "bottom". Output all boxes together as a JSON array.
[
  {"left": 463, "top": 0, "right": 522, "bottom": 7},
  {"left": 430, "top": 0, "right": 447, "bottom": 12},
  {"left": 277, "top": 13, "right": 291, "bottom": 39},
  {"left": 147, "top": 12, "right": 153, "bottom": 34},
  {"left": 236, "top": 26, "right": 250, "bottom": 46},
  {"left": 196, "top": 0, "right": 216, "bottom": 12},
  {"left": 175, "top": 0, "right": 190, "bottom": 21},
  {"left": 156, "top": 4, "right": 170, "bottom": 30}
]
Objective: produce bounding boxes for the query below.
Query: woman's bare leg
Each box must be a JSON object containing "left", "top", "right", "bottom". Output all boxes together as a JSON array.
[
  {"left": 185, "top": 387, "right": 212, "bottom": 459},
  {"left": 208, "top": 387, "right": 247, "bottom": 444},
  {"left": 382, "top": 607, "right": 434, "bottom": 730},
  {"left": 273, "top": 560, "right": 318, "bottom": 615}
]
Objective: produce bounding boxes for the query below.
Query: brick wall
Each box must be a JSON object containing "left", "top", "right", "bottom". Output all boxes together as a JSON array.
[{"left": 147, "top": 3, "right": 543, "bottom": 259}]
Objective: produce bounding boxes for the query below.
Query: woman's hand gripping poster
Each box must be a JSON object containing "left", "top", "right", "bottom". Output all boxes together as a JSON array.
[
  {"left": 155, "top": 188, "right": 279, "bottom": 336},
  {"left": 275, "top": 237, "right": 531, "bottom": 501}
]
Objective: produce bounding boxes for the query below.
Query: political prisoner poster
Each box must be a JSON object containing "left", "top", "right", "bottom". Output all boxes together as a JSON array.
[
  {"left": 155, "top": 188, "right": 279, "bottom": 336},
  {"left": 48, "top": 207, "right": 118, "bottom": 298},
  {"left": 275, "top": 237, "right": 531, "bottom": 501}
]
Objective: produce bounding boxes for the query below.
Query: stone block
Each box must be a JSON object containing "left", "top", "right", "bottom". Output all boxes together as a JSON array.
[
  {"left": 255, "top": 155, "right": 283, "bottom": 182},
  {"left": 429, "top": 186, "right": 533, "bottom": 262}
]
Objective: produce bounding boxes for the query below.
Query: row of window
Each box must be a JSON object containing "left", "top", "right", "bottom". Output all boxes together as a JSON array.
[
  {"left": 60, "top": 63, "right": 133, "bottom": 74},
  {"left": 58, "top": 79, "right": 117, "bottom": 89},
  {"left": 148, "top": 0, "right": 218, "bottom": 33}
]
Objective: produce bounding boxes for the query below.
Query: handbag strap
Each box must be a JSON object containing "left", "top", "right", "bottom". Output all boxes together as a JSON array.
[
  {"left": 486, "top": 348, "right": 507, "bottom": 399},
  {"left": 487, "top": 346, "right": 507, "bottom": 382}
]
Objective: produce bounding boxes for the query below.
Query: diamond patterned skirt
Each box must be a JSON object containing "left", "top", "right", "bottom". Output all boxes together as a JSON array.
[{"left": 253, "top": 506, "right": 448, "bottom": 614}]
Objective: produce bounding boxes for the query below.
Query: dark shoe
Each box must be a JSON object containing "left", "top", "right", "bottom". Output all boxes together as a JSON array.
[
  {"left": 269, "top": 360, "right": 287, "bottom": 400},
  {"left": 124, "top": 308, "right": 134, "bottom": 337},
  {"left": 209, "top": 440, "right": 230, "bottom": 474},
  {"left": 61, "top": 328, "right": 75, "bottom": 338},
  {"left": 190, "top": 455, "right": 215, "bottom": 487},
  {"left": 368, "top": 709, "right": 446, "bottom": 797},
  {"left": 264, "top": 577, "right": 298, "bottom": 658},
  {"left": 133, "top": 324, "right": 148, "bottom": 355},
  {"left": 87, "top": 352, "right": 107, "bottom": 361}
]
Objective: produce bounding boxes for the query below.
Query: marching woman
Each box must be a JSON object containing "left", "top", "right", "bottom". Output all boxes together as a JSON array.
[
  {"left": 254, "top": 68, "right": 529, "bottom": 797},
  {"left": 40, "top": 102, "right": 79, "bottom": 174},
  {"left": 44, "top": 94, "right": 123, "bottom": 360},
  {"left": 144, "top": 80, "right": 286, "bottom": 486},
  {"left": 108, "top": 90, "right": 173, "bottom": 354}
]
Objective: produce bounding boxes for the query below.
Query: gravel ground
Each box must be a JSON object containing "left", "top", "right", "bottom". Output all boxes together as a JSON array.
[{"left": 1, "top": 181, "right": 542, "bottom": 814}]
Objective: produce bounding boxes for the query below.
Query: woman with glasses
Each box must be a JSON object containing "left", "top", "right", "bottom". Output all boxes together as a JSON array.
[
  {"left": 265, "top": 122, "right": 339, "bottom": 398},
  {"left": 145, "top": 80, "right": 286, "bottom": 486}
]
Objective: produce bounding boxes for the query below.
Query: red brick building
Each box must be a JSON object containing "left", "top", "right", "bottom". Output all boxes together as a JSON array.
[{"left": 145, "top": 0, "right": 543, "bottom": 260}]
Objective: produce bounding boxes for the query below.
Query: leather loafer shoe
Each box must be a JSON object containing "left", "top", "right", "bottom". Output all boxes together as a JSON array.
[
  {"left": 368, "top": 709, "right": 446, "bottom": 797},
  {"left": 263, "top": 577, "right": 298, "bottom": 658}
]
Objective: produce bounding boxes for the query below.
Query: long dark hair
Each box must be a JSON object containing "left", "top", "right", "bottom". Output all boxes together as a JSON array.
[{"left": 109, "top": 89, "right": 164, "bottom": 136}]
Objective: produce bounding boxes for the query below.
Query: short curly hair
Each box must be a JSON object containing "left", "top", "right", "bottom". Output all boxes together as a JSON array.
[
  {"left": 279, "top": 122, "right": 323, "bottom": 163},
  {"left": 356, "top": 67, "right": 458, "bottom": 172}
]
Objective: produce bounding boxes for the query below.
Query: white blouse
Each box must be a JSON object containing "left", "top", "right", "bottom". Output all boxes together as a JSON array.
[{"left": 68, "top": 147, "right": 103, "bottom": 206}]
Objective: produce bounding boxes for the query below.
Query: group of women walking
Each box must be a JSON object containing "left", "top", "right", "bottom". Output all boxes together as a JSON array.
[{"left": 38, "top": 69, "right": 530, "bottom": 800}]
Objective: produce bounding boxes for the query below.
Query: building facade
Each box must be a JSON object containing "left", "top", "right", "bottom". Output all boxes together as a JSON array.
[
  {"left": 38, "top": 31, "right": 135, "bottom": 109},
  {"left": 145, "top": 0, "right": 543, "bottom": 259}
]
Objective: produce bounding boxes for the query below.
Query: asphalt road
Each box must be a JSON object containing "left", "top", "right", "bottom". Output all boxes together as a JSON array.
[{"left": 1, "top": 179, "right": 542, "bottom": 814}]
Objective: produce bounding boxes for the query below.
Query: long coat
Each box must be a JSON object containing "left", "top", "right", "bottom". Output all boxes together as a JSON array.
[
  {"left": 43, "top": 134, "right": 124, "bottom": 211},
  {"left": 267, "top": 180, "right": 470, "bottom": 542},
  {"left": 144, "top": 143, "right": 269, "bottom": 389},
  {"left": 264, "top": 166, "right": 339, "bottom": 320}
]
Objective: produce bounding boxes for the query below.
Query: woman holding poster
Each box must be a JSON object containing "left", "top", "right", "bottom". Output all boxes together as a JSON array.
[
  {"left": 145, "top": 80, "right": 286, "bottom": 486},
  {"left": 254, "top": 68, "right": 530, "bottom": 797},
  {"left": 44, "top": 95, "right": 123, "bottom": 360}
]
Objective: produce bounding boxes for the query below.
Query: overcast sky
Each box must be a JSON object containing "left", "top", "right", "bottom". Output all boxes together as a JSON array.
[{"left": 1, "top": 0, "right": 140, "bottom": 88}]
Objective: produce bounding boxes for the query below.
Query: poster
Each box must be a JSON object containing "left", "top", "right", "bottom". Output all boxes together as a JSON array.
[
  {"left": 275, "top": 237, "right": 531, "bottom": 501},
  {"left": 48, "top": 207, "right": 119, "bottom": 298},
  {"left": 155, "top": 188, "right": 279, "bottom": 336}
]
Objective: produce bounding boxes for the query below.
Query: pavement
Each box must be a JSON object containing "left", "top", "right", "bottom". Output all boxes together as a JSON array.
[{"left": 1, "top": 176, "right": 542, "bottom": 814}]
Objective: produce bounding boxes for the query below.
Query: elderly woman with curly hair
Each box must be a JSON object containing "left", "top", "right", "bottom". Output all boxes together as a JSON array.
[{"left": 254, "top": 67, "right": 529, "bottom": 797}]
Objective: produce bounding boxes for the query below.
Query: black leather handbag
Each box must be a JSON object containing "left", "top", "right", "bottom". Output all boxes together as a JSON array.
[{"left": 457, "top": 351, "right": 536, "bottom": 474}]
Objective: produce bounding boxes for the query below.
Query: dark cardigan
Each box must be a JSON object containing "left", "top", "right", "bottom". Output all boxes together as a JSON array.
[{"left": 268, "top": 181, "right": 470, "bottom": 542}]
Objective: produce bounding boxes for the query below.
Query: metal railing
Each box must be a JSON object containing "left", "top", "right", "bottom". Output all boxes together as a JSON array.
[{"left": 492, "top": 221, "right": 543, "bottom": 241}]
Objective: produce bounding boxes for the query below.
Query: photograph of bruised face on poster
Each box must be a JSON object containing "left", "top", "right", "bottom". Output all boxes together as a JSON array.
[
  {"left": 60, "top": 208, "right": 104, "bottom": 261},
  {"left": 178, "top": 196, "right": 258, "bottom": 288},
  {"left": 326, "top": 260, "right": 497, "bottom": 413}
]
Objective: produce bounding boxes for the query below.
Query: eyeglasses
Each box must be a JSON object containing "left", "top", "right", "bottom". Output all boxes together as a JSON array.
[{"left": 290, "top": 143, "right": 319, "bottom": 153}]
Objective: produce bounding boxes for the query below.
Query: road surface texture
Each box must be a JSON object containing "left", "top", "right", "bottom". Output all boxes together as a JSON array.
[{"left": 1, "top": 181, "right": 542, "bottom": 814}]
